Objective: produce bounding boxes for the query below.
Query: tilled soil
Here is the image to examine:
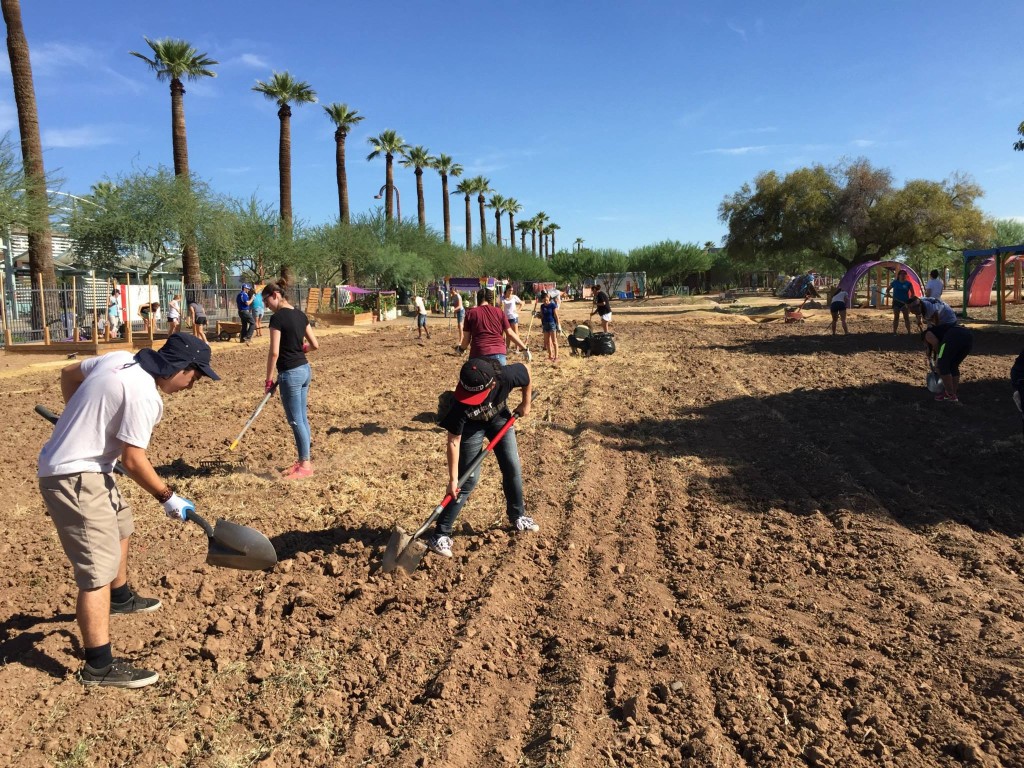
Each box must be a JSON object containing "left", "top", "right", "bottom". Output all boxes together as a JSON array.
[{"left": 1, "top": 302, "right": 1023, "bottom": 768}]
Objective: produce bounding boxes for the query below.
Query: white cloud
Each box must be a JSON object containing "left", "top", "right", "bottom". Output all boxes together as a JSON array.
[
  {"left": 727, "top": 22, "right": 747, "bottom": 41},
  {"left": 851, "top": 139, "right": 876, "bottom": 148},
  {"left": 700, "top": 145, "right": 768, "bottom": 156},
  {"left": 42, "top": 126, "right": 117, "bottom": 149},
  {"left": 231, "top": 53, "right": 270, "bottom": 70}
]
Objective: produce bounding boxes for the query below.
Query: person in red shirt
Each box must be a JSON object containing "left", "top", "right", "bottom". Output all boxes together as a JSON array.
[{"left": 456, "top": 288, "right": 529, "bottom": 365}]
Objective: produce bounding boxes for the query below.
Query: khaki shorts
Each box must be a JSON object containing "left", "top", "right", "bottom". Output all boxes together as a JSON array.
[{"left": 39, "top": 473, "right": 134, "bottom": 590}]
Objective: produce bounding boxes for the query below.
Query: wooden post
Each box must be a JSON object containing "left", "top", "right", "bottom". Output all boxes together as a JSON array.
[
  {"left": 0, "top": 272, "right": 12, "bottom": 348},
  {"left": 147, "top": 275, "right": 154, "bottom": 344},
  {"left": 38, "top": 272, "right": 50, "bottom": 344},
  {"left": 71, "top": 276, "right": 79, "bottom": 341},
  {"left": 125, "top": 273, "right": 133, "bottom": 346},
  {"left": 93, "top": 278, "right": 99, "bottom": 342}
]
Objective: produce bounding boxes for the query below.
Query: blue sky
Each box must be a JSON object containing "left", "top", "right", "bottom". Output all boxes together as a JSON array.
[{"left": 2, "top": 1, "right": 1023, "bottom": 253}]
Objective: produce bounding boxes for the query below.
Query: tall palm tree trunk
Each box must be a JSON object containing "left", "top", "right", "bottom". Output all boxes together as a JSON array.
[
  {"left": 278, "top": 104, "right": 293, "bottom": 232},
  {"left": 494, "top": 209, "right": 503, "bottom": 249},
  {"left": 463, "top": 195, "right": 472, "bottom": 251},
  {"left": 520, "top": 229, "right": 526, "bottom": 251},
  {"left": 508, "top": 212, "right": 516, "bottom": 249},
  {"left": 415, "top": 167, "right": 425, "bottom": 230},
  {"left": 441, "top": 174, "right": 451, "bottom": 243},
  {"left": 531, "top": 229, "right": 537, "bottom": 257},
  {"left": 170, "top": 77, "right": 201, "bottom": 300},
  {"left": 551, "top": 230, "right": 556, "bottom": 255},
  {"left": 385, "top": 153, "right": 394, "bottom": 221},
  {"left": 477, "top": 194, "right": 487, "bottom": 247},
  {"left": 335, "top": 128, "right": 354, "bottom": 283},
  {"left": 2, "top": 0, "right": 55, "bottom": 316}
]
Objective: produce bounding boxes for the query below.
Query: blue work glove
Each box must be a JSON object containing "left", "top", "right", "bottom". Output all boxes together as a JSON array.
[{"left": 162, "top": 493, "right": 195, "bottom": 522}]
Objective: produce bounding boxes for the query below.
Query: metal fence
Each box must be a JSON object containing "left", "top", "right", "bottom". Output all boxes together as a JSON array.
[{"left": 1, "top": 280, "right": 308, "bottom": 348}]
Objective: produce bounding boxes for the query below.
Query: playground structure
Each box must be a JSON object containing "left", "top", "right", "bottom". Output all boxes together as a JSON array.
[
  {"left": 835, "top": 261, "right": 923, "bottom": 309},
  {"left": 961, "top": 245, "right": 1024, "bottom": 321}
]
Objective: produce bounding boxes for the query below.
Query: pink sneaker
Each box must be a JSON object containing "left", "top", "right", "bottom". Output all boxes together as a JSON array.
[{"left": 282, "top": 463, "right": 313, "bottom": 480}]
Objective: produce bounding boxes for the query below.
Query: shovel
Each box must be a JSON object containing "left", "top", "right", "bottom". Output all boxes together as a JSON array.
[
  {"left": 925, "top": 358, "right": 944, "bottom": 394},
  {"left": 382, "top": 414, "right": 519, "bottom": 574},
  {"left": 35, "top": 405, "right": 278, "bottom": 571}
]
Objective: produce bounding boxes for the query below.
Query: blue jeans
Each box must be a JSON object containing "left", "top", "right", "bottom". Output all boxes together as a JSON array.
[
  {"left": 486, "top": 353, "right": 507, "bottom": 366},
  {"left": 435, "top": 416, "right": 524, "bottom": 536},
  {"left": 278, "top": 364, "right": 312, "bottom": 461}
]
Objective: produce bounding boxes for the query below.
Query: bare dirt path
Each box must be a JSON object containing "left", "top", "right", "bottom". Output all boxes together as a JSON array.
[{"left": 1, "top": 302, "right": 1022, "bottom": 767}]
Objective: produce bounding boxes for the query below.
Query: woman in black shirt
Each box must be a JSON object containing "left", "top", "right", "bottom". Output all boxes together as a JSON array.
[{"left": 262, "top": 281, "right": 320, "bottom": 478}]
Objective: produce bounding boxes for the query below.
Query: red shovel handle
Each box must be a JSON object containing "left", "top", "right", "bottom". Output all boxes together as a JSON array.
[{"left": 414, "top": 415, "right": 519, "bottom": 539}]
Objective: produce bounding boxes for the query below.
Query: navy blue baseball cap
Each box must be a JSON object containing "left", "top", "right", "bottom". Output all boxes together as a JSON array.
[{"left": 136, "top": 333, "right": 220, "bottom": 381}]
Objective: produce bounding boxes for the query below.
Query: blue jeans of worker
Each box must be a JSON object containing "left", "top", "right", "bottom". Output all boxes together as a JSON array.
[
  {"left": 435, "top": 416, "right": 524, "bottom": 536},
  {"left": 238, "top": 310, "right": 254, "bottom": 341},
  {"left": 278, "top": 364, "right": 312, "bottom": 462}
]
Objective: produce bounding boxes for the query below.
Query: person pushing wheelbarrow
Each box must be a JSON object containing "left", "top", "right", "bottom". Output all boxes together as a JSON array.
[{"left": 425, "top": 357, "right": 540, "bottom": 559}]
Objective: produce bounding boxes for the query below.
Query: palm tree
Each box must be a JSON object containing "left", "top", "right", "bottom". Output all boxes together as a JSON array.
[
  {"left": 574, "top": 237, "right": 584, "bottom": 253},
  {"left": 400, "top": 145, "right": 431, "bottom": 230},
  {"left": 453, "top": 178, "right": 474, "bottom": 251},
  {"left": 323, "top": 103, "right": 363, "bottom": 225},
  {"left": 253, "top": 72, "right": 317, "bottom": 237},
  {"left": 546, "top": 222, "right": 560, "bottom": 257},
  {"left": 130, "top": 36, "right": 217, "bottom": 297},
  {"left": 2, "top": 0, "right": 56, "bottom": 319},
  {"left": 516, "top": 221, "right": 531, "bottom": 252},
  {"left": 430, "top": 153, "right": 462, "bottom": 244},
  {"left": 504, "top": 198, "right": 522, "bottom": 249},
  {"left": 366, "top": 130, "right": 409, "bottom": 222},
  {"left": 465, "top": 176, "right": 491, "bottom": 247},
  {"left": 488, "top": 193, "right": 507, "bottom": 249},
  {"left": 532, "top": 211, "right": 549, "bottom": 258}
]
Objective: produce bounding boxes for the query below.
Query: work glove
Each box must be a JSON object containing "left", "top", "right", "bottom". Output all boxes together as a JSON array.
[
  {"left": 454, "top": 345, "right": 466, "bottom": 356},
  {"left": 162, "top": 493, "right": 195, "bottom": 522},
  {"left": 523, "top": 348, "right": 532, "bottom": 363},
  {"left": 265, "top": 379, "right": 275, "bottom": 394},
  {"left": 302, "top": 342, "right": 310, "bottom": 353}
]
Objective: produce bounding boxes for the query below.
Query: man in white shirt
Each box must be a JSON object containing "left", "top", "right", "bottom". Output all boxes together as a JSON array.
[
  {"left": 38, "top": 334, "right": 219, "bottom": 688},
  {"left": 414, "top": 293, "right": 431, "bottom": 340},
  {"left": 925, "top": 269, "right": 944, "bottom": 301}
]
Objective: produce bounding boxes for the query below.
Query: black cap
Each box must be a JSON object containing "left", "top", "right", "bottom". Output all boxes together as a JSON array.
[
  {"left": 454, "top": 358, "right": 499, "bottom": 405},
  {"left": 135, "top": 333, "right": 220, "bottom": 381}
]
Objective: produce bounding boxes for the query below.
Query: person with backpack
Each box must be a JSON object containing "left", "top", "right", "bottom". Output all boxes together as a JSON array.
[{"left": 426, "top": 357, "right": 539, "bottom": 559}]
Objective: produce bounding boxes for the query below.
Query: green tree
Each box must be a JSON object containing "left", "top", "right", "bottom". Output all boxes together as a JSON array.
[
  {"left": 516, "top": 220, "right": 531, "bottom": 252},
  {"left": 992, "top": 217, "right": 1024, "bottom": 246},
  {"left": 464, "top": 176, "right": 491, "bottom": 247},
  {"left": 545, "top": 222, "right": 560, "bottom": 257},
  {"left": 66, "top": 167, "right": 220, "bottom": 278},
  {"left": 1014, "top": 121, "right": 1024, "bottom": 152},
  {"left": 430, "top": 153, "right": 462, "bottom": 245},
  {"left": 454, "top": 177, "right": 474, "bottom": 251},
  {"left": 532, "top": 212, "right": 549, "bottom": 258},
  {"left": 2, "top": 0, "right": 56, "bottom": 324},
  {"left": 400, "top": 145, "right": 431, "bottom": 231},
  {"left": 253, "top": 72, "right": 317, "bottom": 236},
  {"left": 323, "top": 103, "right": 363, "bottom": 226},
  {"left": 719, "top": 158, "right": 990, "bottom": 271},
  {"left": 367, "top": 129, "right": 409, "bottom": 223},
  {"left": 130, "top": 37, "right": 217, "bottom": 297},
  {"left": 628, "top": 240, "right": 712, "bottom": 293}
]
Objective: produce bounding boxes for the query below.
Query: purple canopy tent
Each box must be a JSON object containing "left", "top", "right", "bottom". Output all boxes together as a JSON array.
[{"left": 836, "top": 261, "right": 923, "bottom": 306}]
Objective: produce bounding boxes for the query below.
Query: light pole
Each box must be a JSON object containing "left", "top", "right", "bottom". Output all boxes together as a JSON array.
[{"left": 374, "top": 184, "right": 401, "bottom": 223}]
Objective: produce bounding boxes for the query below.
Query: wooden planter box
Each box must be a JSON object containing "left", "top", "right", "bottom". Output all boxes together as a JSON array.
[{"left": 316, "top": 311, "right": 373, "bottom": 326}]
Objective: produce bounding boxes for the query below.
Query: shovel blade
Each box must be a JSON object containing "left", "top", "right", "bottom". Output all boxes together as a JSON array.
[
  {"left": 381, "top": 526, "right": 412, "bottom": 573},
  {"left": 206, "top": 519, "right": 278, "bottom": 570},
  {"left": 395, "top": 539, "right": 429, "bottom": 575}
]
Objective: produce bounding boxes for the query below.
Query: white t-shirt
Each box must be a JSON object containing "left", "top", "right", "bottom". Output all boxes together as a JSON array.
[
  {"left": 831, "top": 290, "right": 849, "bottom": 306},
  {"left": 920, "top": 297, "right": 957, "bottom": 326},
  {"left": 548, "top": 289, "right": 562, "bottom": 308},
  {"left": 925, "top": 278, "right": 944, "bottom": 300},
  {"left": 502, "top": 295, "right": 522, "bottom": 321},
  {"left": 414, "top": 296, "right": 427, "bottom": 316},
  {"left": 38, "top": 351, "right": 163, "bottom": 477}
]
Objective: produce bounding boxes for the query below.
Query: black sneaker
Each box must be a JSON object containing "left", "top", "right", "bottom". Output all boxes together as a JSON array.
[
  {"left": 110, "top": 593, "right": 162, "bottom": 615},
  {"left": 80, "top": 660, "right": 158, "bottom": 689}
]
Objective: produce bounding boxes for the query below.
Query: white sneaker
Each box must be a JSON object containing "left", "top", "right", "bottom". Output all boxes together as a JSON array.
[
  {"left": 426, "top": 534, "right": 453, "bottom": 558},
  {"left": 514, "top": 516, "right": 540, "bottom": 533}
]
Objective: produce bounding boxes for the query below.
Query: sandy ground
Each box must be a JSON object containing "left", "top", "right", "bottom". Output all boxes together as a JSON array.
[{"left": 1, "top": 298, "right": 1023, "bottom": 768}]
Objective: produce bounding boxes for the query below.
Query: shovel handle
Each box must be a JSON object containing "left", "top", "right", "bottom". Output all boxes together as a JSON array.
[
  {"left": 412, "top": 415, "right": 519, "bottom": 540},
  {"left": 230, "top": 382, "right": 278, "bottom": 451},
  {"left": 185, "top": 508, "right": 216, "bottom": 538}
]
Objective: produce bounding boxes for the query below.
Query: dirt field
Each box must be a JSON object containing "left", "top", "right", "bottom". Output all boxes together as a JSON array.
[{"left": 2, "top": 298, "right": 1023, "bottom": 768}]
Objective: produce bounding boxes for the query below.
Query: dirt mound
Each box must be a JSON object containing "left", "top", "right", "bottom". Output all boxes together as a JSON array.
[{"left": 1, "top": 311, "right": 1023, "bottom": 766}]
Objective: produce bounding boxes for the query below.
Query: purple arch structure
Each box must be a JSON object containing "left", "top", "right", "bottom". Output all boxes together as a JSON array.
[{"left": 837, "top": 261, "right": 923, "bottom": 304}]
